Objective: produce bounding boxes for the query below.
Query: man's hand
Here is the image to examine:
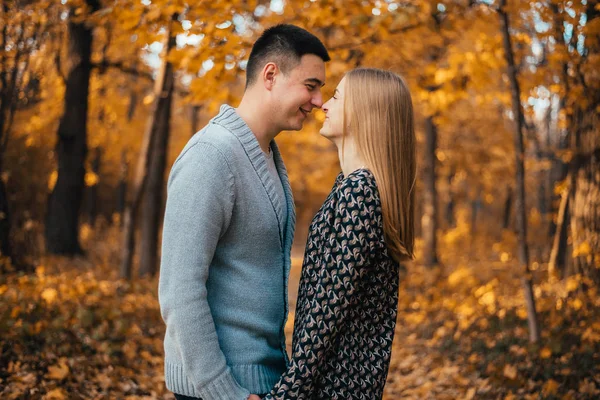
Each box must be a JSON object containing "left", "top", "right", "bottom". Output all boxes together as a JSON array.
[{"left": 247, "top": 395, "right": 262, "bottom": 400}]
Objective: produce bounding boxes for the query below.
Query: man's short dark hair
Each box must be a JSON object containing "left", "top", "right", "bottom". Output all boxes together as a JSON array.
[{"left": 245, "top": 24, "right": 330, "bottom": 88}]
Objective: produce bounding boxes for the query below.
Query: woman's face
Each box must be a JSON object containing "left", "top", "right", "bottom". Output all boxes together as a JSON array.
[{"left": 319, "top": 76, "right": 346, "bottom": 141}]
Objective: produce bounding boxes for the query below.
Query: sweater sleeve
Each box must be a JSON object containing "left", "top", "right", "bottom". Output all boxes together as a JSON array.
[
  {"left": 264, "top": 178, "right": 380, "bottom": 399},
  {"left": 158, "top": 142, "right": 250, "bottom": 400}
]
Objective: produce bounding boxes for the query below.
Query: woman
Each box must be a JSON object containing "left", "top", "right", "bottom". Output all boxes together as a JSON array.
[{"left": 264, "top": 68, "right": 416, "bottom": 400}]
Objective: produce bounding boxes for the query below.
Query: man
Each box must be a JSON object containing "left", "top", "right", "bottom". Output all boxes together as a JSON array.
[{"left": 159, "top": 24, "right": 330, "bottom": 400}]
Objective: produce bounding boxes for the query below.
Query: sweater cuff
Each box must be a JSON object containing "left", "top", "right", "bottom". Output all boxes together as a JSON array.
[{"left": 196, "top": 367, "right": 251, "bottom": 400}]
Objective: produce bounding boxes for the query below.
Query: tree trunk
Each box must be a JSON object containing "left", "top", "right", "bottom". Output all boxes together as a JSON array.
[
  {"left": 445, "top": 170, "right": 455, "bottom": 228},
  {"left": 471, "top": 189, "right": 482, "bottom": 237},
  {"left": 45, "top": 0, "right": 99, "bottom": 255},
  {"left": 499, "top": 0, "right": 540, "bottom": 343},
  {"left": 0, "top": 176, "right": 12, "bottom": 270},
  {"left": 0, "top": 6, "right": 35, "bottom": 268},
  {"left": 138, "top": 38, "right": 176, "bottom": 278},
  {"left": 116, "top": 151, "right": 128, "bottom": 226},
  {"left": 127, "top": 66, "right": 138, "bottom": 122},
  {"left": 0, "top": 94, "right": 13, "bottom": 269},
  {"left": 569, "top": 3, "right": 600, "bottom": 283},
  {"left": 120, "top": 14, "right": 177, "bottom": 279},
  {"left": 422, "top": 116, "right": 438, "bottom": 267},
  {"left": 86, "top": 147, "right": 101, "bottom": 225},
  {"left": 547, "top": 0, "right": 571, "bottom": 241},
  {"left": 190, "top": 105, "right": 202, "bottom": 137},
  {"left": 503, "top": 187, "right": 513, "bottom": 230},
  {"left": 548, "top": 177, "right": 570, "bottom": 279}
]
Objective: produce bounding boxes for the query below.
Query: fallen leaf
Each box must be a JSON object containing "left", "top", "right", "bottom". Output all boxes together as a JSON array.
[
  {"left": 465, "top": 387, "right": 477, "bottom": 399},
  {"left": 542, "top": 379, "right": 560, "bottom": 396},
  {"left": 46, "top": 359, "right": 69, "bottom": 380},
  {"left": 41, "top": 288, "right": 58, "bottom": 305},
  {"left": 503, "top": 364, "right": 517, "bottom": 380},
  {"left": 43, "top": 388, "right": 66, "bottom": 400}
]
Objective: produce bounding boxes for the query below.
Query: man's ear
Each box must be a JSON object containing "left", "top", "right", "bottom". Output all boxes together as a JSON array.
[{"left": 262, "top": 62, "right": 277, "bottom": 91}]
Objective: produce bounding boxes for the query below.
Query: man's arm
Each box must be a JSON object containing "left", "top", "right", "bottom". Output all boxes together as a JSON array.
[{"left": 159, "top": 142, "right": 250, "bottom": 400}]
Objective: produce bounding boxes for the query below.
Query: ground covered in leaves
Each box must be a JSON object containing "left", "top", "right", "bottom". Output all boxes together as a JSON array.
[{"left": 1, "top": 228, "right": 599, "bottom": 399}]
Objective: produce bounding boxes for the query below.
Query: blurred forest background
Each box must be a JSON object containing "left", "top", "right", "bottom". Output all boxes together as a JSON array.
[{"left": 0, "top": 0, "right": 599, "bottom": 398}]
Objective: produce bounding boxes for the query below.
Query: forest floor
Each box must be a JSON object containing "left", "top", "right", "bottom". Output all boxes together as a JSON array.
[{"left": 1, "top": 224, "right": 599, "bottom": 399}]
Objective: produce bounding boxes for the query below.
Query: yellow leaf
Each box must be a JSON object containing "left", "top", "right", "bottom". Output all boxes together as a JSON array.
[
  {"left": 566, "top": 275, "right": 580, "bottom": 292},
  {"left": 572, "top": 241, "right": 591, "bottom": 257},
  {"left": 46, "top": 359, "right": 69, "bottom": 380},
  {"left": 48, "top": 170, "right": 58, "bottom": 192},
  {"left": 503, "top": 364, "right": 517, "bottom": 380},
  {"left": 447, "top": 267, "right": 473, "bottom": 287},
  {"left": 85, "top": 171, "right": 99, "bottom": 187},
  {"left": 143, "top": 94, "right": 155, "bottom": 105},
  {"left": 43, "top": 388, "right": 66, "bottom": 400},
  {"left": 41, "top": 288, "right": 58, "bottom": 305},
  {"left": 465, "top": 387, "right": 477, "bottom": 399},
  {"left": 553, "top": 179, "right": 567, "bottom": 195},
  {"left": 582, "top": 327, "right": 600, "bottom": 342},
  {"left": 144, "top": 7, "right": 162, "bottom": 22},
  {"left": 540, "top": 347, "right": 552, "bottom": 358},
  {"left": 516, "top": 308, "right": 528, "bottom": 320},
  {"left": 542, "top": 379, "right": 560, "bottom": 395}
]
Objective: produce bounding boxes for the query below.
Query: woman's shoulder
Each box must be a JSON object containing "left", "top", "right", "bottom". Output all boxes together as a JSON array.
[{"left": 334, "top": 168, "right": 380, "bottom": 205}]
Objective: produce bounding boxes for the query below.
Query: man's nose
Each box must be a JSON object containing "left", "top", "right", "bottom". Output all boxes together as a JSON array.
[{"left": 311, "top": 91, "right": 324, "bottom": 108}]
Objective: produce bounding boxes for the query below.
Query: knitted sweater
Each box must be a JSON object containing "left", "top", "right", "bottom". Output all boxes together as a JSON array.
[
  {"left": 264, "top": 169, "right": 400, "bottom": 400},
  {"left": 159, "top": 105, "right": 296, "bottom": 400}
]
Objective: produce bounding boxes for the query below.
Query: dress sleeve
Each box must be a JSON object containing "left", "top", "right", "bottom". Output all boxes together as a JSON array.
[{"left": 263, "top": 177, "right": 381, "bottom": 399}]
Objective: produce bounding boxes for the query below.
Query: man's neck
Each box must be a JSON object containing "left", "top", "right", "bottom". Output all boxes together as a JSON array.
[{"left": 236, "top": 95, "right": 278, "bottom": 154}]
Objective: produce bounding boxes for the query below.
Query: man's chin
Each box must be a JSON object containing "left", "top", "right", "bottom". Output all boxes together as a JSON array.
[{"left": 287, "top": 119, "right": 305, "bottom": 131}]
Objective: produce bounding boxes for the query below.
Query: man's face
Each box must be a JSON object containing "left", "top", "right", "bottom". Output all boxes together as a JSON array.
[{"left": 271, "top": 54, "right": 326, "bottom": 131}]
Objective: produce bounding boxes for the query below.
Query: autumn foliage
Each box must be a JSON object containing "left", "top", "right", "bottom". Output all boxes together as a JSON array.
[{"left": 1, "top": 0, "right": 599, "bottom": 398}]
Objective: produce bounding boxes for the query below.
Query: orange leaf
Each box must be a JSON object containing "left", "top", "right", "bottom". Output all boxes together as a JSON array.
[
  {"left": 46, "top": 359, "right": 69, "bottom": 380},
  {"left": 503, "top": 364, "right": 517, "bottom": 380},
  {"left": 540, "top": 347, "right": 552, "bottom": 359},
  {"left": 542, "top": 379, "right": 560, "bottom": 396},
  {"left": 43, "top": 388, "right": 66, "bottom": 400}
]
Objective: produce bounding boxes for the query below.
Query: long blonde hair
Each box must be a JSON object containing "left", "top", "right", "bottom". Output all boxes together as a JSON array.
[{"left": 343, "top": 68, "right": 416, "bottom": 262}]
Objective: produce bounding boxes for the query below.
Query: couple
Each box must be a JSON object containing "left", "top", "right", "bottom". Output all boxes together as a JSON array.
[{"left": 158, "top": 24, "right": 416, "bottom": 400}]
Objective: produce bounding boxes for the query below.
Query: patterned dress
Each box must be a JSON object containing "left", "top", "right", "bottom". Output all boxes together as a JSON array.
[{"left": 264, "top": 169, "right": 400, "bottom": 400}]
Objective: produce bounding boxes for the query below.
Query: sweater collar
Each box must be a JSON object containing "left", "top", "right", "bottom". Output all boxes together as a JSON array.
[{"left": 211, "top": 104, "right": 295, "bottom": 245}]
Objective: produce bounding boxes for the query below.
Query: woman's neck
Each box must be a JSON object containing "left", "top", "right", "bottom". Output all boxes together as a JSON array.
[{"left": 336, "top": 138, "right": 367, "bottom": 177}]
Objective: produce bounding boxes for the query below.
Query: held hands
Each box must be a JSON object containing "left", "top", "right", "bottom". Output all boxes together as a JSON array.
[{"left": 247, "top": 395, "right": 262, "bottom": 400}]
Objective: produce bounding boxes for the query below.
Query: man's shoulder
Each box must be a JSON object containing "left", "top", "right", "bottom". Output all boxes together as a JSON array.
[
  {"left": 178, "top": 121, "right": 245, "bottom": 162},
  {"left": 192, "top": 121, "right": 240, "bottom": 149}
]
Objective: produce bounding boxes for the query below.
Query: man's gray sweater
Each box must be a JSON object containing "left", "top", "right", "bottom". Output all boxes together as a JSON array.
[{"left": 159, "top": 105, "right": 295, "bottom": 399}]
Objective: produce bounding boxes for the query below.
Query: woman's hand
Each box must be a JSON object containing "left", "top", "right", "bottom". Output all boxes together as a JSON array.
[{"left": 247, "top": 395, "right": 262, "bottom": 400}]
